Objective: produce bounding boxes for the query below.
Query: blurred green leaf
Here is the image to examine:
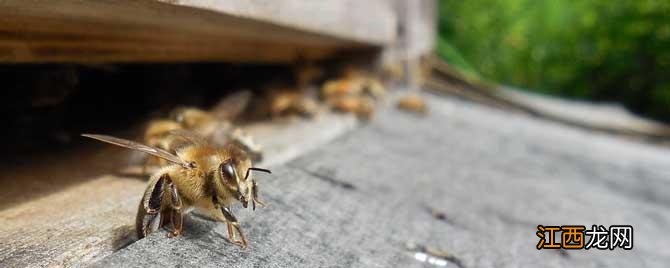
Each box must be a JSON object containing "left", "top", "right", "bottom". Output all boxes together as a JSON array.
[{"left": 437, "top": 0, "right": 670, "bottom": 122}]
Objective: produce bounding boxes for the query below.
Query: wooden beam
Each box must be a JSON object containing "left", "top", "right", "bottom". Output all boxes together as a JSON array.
[
  {"left": 428, "top": 55, "right": 670, "bottom": 140},
  {"left": 159, "top": 0, "right": 397, "bottom": 46},
  {"left": 0, "top": 0, "right": 394, "bottom": 63},
  {"left": 0, "top": 112, "right": 359, "bottom": 267}
]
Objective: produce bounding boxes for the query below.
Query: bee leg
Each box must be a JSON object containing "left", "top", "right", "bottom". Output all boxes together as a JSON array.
[
  {"left": 160, "top": 209, "right": 173, "bottom": 231},
  {"left": 137, "top": 206, "right": 162, "bottom": 238},
  {"left": 167, "top": 182, "right": 183, "bottom": 238},
  {"left": 136, "top": 173, "right": 168, "bottom": 238},
  {"left": 221, "top": 206, "right": 247, "bottom": 248},
  {"left": 252, "top": 181, "right": 266, "bottom": 209},
  {"left": 226, "top": 222, "right": 235, "bottom": 241}
]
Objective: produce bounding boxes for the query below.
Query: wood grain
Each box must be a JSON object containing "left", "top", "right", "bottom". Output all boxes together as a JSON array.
[
  {"left": 0, "top": 0, "right": 392, "bottom": 63},
  {"left": 428, "top": 55, "right": 670, "bottom": 139},
  {"left": 0, "top": 112, "right": 358, "bottom": 267}
]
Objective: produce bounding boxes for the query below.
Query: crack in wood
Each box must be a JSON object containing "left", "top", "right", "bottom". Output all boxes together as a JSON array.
[{"left": 289, "top": 165, "right": 357, "bottom": 190}]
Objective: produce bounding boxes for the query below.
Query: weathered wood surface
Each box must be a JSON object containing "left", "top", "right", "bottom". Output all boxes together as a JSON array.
[
  {"left": 0, "top": 0, "right": 395, "bottom": 63},
  {"left": 496, "top": 86, "right": 670, "bottom": 139},
  {"left": 159, "top": 0, "right": 397, "bottom": 46},
  {"left": 428, "top": 56, "right": 670, "bottom": 140},
  {"left": 383, "top": 0, "right": 436, "bottom": 61},
  {"left": 95, "top": 91, "right": 670, "bottom": 267},
  {"left": 0, "top": 112, "right": 358, "bottom": 267}
]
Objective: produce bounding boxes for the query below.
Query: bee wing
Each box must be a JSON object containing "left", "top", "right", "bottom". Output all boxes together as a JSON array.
[
  {"left": 210, "top": 90, "right": 252, "bottom": 121},
  {"left": 162, "top": 129, "right": 212, "bottom": 152},
  {"left": 165, "top": 129, "right": 209, "bottom": 144},
  {"left": 168, "top": 129, "right": 210, "bottom": 146},
  {"left": 82, "top": 134, "right": 188, "bottom": 167}
]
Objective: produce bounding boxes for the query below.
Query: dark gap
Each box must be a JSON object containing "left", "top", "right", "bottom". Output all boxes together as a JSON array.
[
  {"left": 0, "top": 62, "right": 320, "bottom": 210},
  {"left": 423, "top": 205, "right": 454, "bottom": 225},
  {"left": 0, "top": 63, "right": 299, "bottom": 156},
  {"left": 0, "top": 50, "right": 379, "bottom": 208}
]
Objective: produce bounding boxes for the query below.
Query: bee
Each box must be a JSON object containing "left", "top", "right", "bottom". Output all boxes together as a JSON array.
[
  {"left": 82, "top": 132, "right": 271, "bottom": 248},
  {"left": 144, "top": 120, "right": 183, "bottom": 149},
  {"left": 142, "top": 120, "right": 184, "bottom": 170},
  {"left": 169, "top": 106, "right": 222, "bottom": 136},
  {"left": 167, "top": 90, "right": 252, "bottom": 137},
  {"left": 142, "top": 91, "right": 263, "bottom": 169},
  {"left": 265, "top": 87, "right": 319, "bottom": 118},
  {"left": 329, "top": 96, "right": 374, "bottom": 120},
  {"left": 381, "top": 61, "right": 404, "bottom": 81},
  {"left": 244, "top": 84, "right": 319, "bottom": 119},
  {"left": 321, "top": 68, "right": 384, "bottom": 120},
  {"left": 397, "top": 94, "right": 428, "bottom": 114},
  {"left": 321, "top": 68, "right": 386, "bottom": 100}
]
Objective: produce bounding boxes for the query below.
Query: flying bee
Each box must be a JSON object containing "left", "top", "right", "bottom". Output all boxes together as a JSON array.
[{"left": 82, "top": 132, "right": 271, "bottom": 248}]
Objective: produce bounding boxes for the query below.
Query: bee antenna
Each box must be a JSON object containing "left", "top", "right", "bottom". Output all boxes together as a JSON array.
[
  {"left": 244, "top": 167, "right": 272, "bottom": 180},
  {"left": 250, "top": 167, "right": 272, "bottom": 174}
]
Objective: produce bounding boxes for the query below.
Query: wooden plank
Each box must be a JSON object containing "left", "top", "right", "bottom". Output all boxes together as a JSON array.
[
  {"left": 160, "top": 0, "right": 397, "bottom": 45},
  {"left": 385, "top": 0, "right": 436, "bottom": 59},
  {"left": 428, "top": 55, "right": 670, "bottom": 140},
  {"left": 0, "top": 112, "right": 358, "bottom": 267},
  {"left": 0, "top": 0, "right": 393, "bottom": 63},
  {"left": 97, "top": 91, "right": 670, "bottom": 267}
]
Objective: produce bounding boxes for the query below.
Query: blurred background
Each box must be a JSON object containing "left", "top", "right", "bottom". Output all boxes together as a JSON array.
[{"left": 437, "top": 0, "right": 670, "bottom": 123}]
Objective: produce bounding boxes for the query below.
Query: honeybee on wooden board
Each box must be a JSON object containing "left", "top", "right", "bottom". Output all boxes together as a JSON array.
[{"left": 82, "top": 132, "right": 271, "bottom": 248}]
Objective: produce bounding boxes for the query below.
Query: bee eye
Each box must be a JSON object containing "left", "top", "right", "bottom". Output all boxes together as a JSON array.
[{"left": 219, "top": 160, "right": 237, "bottom": 184}]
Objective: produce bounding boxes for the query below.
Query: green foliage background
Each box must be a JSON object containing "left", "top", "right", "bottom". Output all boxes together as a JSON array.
[{"left": 437, "top": 0, "right": 670, "bottom": 122}]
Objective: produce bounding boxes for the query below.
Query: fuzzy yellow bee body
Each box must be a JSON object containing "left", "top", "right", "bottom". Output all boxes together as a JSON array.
[{"left": 83, "top": 133, "right": 270, "bottom": 248}]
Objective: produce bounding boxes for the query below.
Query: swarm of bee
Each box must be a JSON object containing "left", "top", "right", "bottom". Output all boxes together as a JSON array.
[
  {"left": 320, "top": 67, "right": 386, "bottom": 120},
  {"left": 240, "top": 64, "right": 388, "bottom": 121},
  {"left": 81, "top": 63, "right": 394, "bottom": 248}
]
